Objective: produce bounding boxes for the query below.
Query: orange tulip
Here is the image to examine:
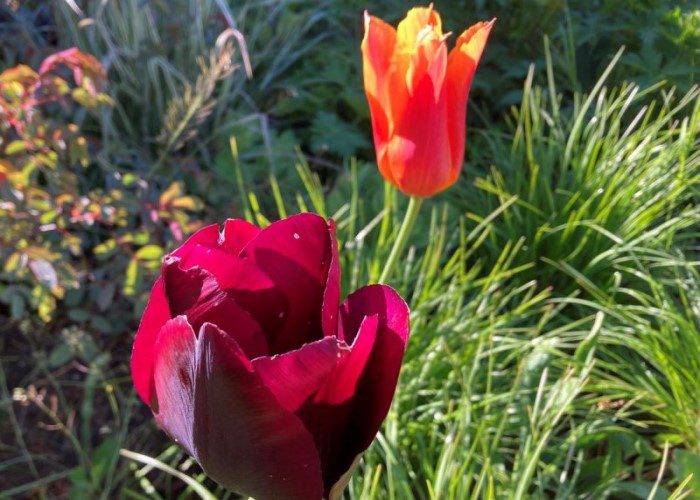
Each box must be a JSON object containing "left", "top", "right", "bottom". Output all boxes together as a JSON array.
[{"left": 362, "top": 5, "right": 494, "bottom": 197}]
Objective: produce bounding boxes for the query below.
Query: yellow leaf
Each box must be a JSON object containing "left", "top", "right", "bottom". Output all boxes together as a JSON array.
[{"left": 159, "top": 182, "right": 183, "bottom": 206}]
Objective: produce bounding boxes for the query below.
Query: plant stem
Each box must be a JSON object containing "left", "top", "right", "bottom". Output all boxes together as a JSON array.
[{"left": 378, "top": 195, "right": 423, "bottom": 283}]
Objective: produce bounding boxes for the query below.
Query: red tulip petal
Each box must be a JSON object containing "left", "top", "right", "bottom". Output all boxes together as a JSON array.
[
  {"left": 239, "top": 213, "right": 337, "bottom": 353},
  {"left": 315, "top": 314, "right": 378, "bottom": 405},
  {"left": 167, "top": 219, "right": 287, "bottom": 326},
  {"left": 445, "top": 19, "right": 494, "bottom": 183},
  {"left": 151, "top": 316, "right": 197, "bottom": 453},
  {"left": 253, "top": 336, "right": 347, "bottom": 412},
  {"left": 131, "top": 277, "right": 171, "bottom": 406},
  {"left": 183, "top": 222, "right": 222, "bottom": 244},
  {"left": 169, "top": 221, "right": 268, "bottom": 291},
  {"left": 164, "top": 223, "right": 285, "bottom": 351},
  {"left": 337, "top": 284, "right": 409, "bottom": 464},
  {"left": 193, "top": 297, "right": 268, "bottom": 358},
  {"left": 162, "top": 256, "right": 226, "bottom": 317},
  {"left": 221, "top": 218, "right": 260, "bottom": 255},
  {"left": 321, "top": 219, "right": 341, "bottom": 338},
  {"left": 162, "top": 257, "right": 268, "bottom": 358},
  {"left": 299, "top": 285, "right": 410, "bottom": 493},
  {"left": 170, "top": 224, "right": 237, "bottom": 280},
  {"left": 338, "top": 285, "right": 409, "bottom": 441},
  {"left": 170, "top": 223, "right": 220, "bottom": 263},
  {"left": 192, "top": 323, "right": 324, "bottom": 499}
]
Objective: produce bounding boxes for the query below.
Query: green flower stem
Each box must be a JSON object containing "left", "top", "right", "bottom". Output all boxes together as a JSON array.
[{"left": 378, "top": 195, "right": 423, "bottom": 284}]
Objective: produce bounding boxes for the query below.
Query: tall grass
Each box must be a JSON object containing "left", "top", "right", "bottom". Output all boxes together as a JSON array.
[
  {"left": 54, "top": 0, "right": 337, "bottom": 174},
  {"left": 457, "top": 53, "right": 700, "bottom": 299}
]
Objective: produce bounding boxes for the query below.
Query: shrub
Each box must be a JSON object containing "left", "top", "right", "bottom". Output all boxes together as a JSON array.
[{"left": 0, "top": 49, "right": 203, "bottom": 331}]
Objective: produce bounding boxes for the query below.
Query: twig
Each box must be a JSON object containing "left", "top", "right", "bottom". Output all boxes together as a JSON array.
[
  {"left": 119, "top": 449, "right": 216, "bottom": 500},
  {"left": 0, "top": 360, "right": 39, "bottom": 480}
]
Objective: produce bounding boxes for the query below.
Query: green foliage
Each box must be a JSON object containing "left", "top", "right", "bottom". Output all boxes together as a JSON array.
[
  {"left": 568, "top": 0, "right": 699, "bottom": 92},
  {"left": 0, "top": 50, "right": 109, "bottom": 322},
  {"left": 0, "top": 51, "right": 205, "bottom": 332},
  {"left": 310, "top": 111, "right": 370, "bottom": 158}
]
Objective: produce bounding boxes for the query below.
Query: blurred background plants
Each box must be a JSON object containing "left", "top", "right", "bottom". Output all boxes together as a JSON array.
[{"left": 0, "top": 0, "right": 698, "bottom": 498}]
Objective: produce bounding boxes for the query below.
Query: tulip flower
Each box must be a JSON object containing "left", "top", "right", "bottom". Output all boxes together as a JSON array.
[
  {"left": 131, "top": 213, "right": 410, "bottom": 499},
  {"left": 362, "top": 5, "right": 494, "bottom": 198}
]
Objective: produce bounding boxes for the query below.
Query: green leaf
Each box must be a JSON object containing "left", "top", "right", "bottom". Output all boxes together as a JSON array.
[
  {"left": 135, "top": 245, "right": 164, "bottom": 261},
  {"left": 310, "top": 112, "right": 369, "bottom": 157},
  {"left": 68, "top": 309, "right": 91, "bottom": 322},
  {"left": 96, "top": 282, "right": 116, "bottom": 312},
  {"left": 9, "top": 293, "right": 25, "bottom": 319},
  {"left": 91, "top": 316, "right": 114, "bottom": 334},
  {"left": 5, "top": 140, "right": 28, "bottom": 155},
  {"left": 123, "top": 258, "right": 139, "bottom": 297},
  {"left": 4, "top": 252, "right": 22, "bottom": 273},
  {"left": 49, "top": 343, "right": 74, "bottom": 368},
  {"left": 671, "top": 450, "right": 700, "bottom": 495}
]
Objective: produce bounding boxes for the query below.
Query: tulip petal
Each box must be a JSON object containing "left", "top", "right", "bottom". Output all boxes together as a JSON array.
[
  {"left": 152, "top": 316, "right": 197, "bottom": 452},
  {"left": 362, "top": 13, "right": 397, "bottom": 148},
  {"left": 170, "top": 223, "right": 243, "bottom": 286},
  {"left": 299, "top": 285, "right": 409, "bottom": 492},
  {"left": 191, "top": 297, "right": 268, "bottom": 358},
  {"left": 361, "top": 13, "right": 397, "bottom": 106},
  {"left": 170, "top": 222, "right": 272, "bottom": 291},
  {"left": 315, "top": 314, "right": 378, "bottom": 405},
  {"left": 166, "top": 220, "right": 287, "bottom": 331},
  {"left": 338, "top": 285, "right": 409, "bottom": 444},
  {"left": 162, "top": 257, "right": 268, "bottom": 358},
  {"left": 366, "top": 92, "right": 399, "bottom": 186},
  {"left": 239, "top": 213, "right": 337, "bottom": 353},
  {"left": 170, "top": 223, "right": 221, "bottom": 265},
  {"left": 396, "top": 6, "right": 443, "bottom": 49},
  {"left": 383, "top": 63, "right": 452, "bottom": 197},
  {"left": 162, "top": 256, "right": 226, "bottom": 317},
  {"left": 221, "top": 218, "right": 260, "bottom": 255},
  {"left": 192, "top": 323, "right": 324, "bottom": 499},
  {"left": 321, "top": 219, "right": 341, "bottom": 337},
  {"left": 253, "top": 336, "right": 347, "bottom": 412},
  {"left": 445, "top": 19, "right": 494, "bottom": 181},
  {"left": 131, "top": 277, "right": 171, "bottom": 406},
  {"left": 406, "top": 31, "right": 447, "bottom": 101}
]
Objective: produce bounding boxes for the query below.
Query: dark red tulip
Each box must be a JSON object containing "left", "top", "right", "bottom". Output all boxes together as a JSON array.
[{"left": 131, "top": 213, "right": 410, "bottom": 499}]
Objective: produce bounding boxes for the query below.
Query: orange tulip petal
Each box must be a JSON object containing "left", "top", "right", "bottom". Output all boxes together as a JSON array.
[
  {"left": 445, "top": 19, "right": 495, "bottom": 181},
  {"left": 362, "top": 13, "right": 398, "bottom": 163},
  {"left": 361, "top": 12, "right": 397, "bottom": 104},
  {"left": 406, "top": 29, "right": 447, "bottom": 101},
  {"left": 384, "top": 69, "right": 452, "bottom": 197},
  {"left": 396, "top": 5, "right": 443, "bottom": 49},
  {"left": 363, "top": 6, "right": 494, "bottom": 198}
]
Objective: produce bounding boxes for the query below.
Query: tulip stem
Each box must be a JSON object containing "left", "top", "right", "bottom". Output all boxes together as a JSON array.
[{"left": 379, "top": 195, "right": 423, "bottom": 284}]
